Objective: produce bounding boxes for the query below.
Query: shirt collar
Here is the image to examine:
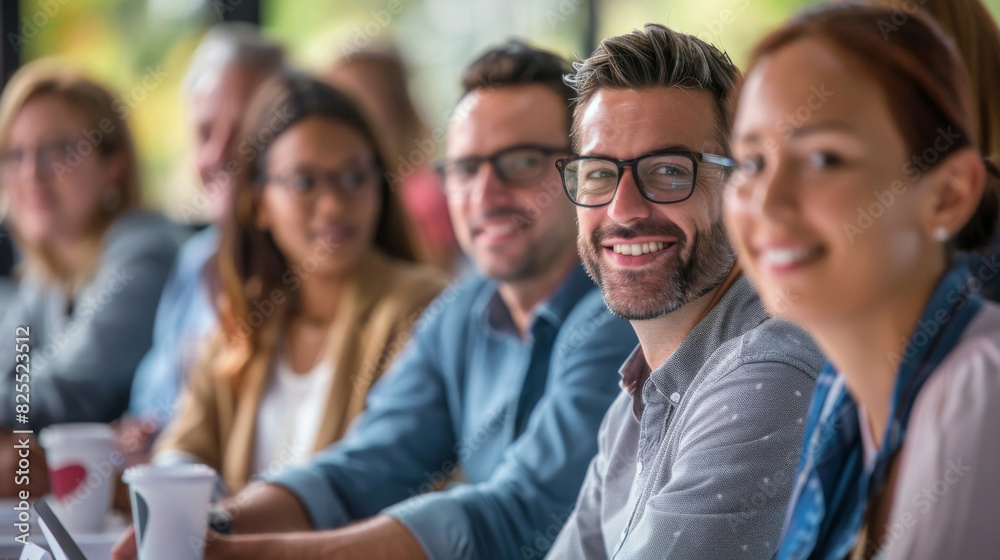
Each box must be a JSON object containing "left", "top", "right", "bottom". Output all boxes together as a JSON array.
[
  {"left": 618, "top": 345, "right": 651, "bottom": 421},
  {"left": 478, "top": 263, "right": 594, "bottom": 337},
  {"left": 624, "top": 275, "right": 768, "bottom": 410}
]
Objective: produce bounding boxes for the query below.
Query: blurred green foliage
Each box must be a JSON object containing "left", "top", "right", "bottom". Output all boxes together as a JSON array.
[{"left": 14, "top": 0, "right": 1000, "bottom": 217}]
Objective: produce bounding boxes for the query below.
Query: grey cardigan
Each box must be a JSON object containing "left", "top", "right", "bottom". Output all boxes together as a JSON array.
[{"left": 0, "top": 211, "right": 181, "bottom": 429}]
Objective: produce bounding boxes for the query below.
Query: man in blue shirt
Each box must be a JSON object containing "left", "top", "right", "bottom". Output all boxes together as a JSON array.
[{"left": 112, "top": 40, "right": 637, "bottom": 560}]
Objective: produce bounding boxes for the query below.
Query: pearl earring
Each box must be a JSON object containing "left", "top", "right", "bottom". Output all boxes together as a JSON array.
[{"left": 933, "top": 226, "right": 950, "bottom": 242}]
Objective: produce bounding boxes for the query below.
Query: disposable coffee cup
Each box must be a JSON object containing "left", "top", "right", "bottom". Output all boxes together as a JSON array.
[
  {"left": 122, "top": 464, "right": 216, "bottom": 560},
  {"left": 38, "top": 423, "right": 117, "bottom": 534}
]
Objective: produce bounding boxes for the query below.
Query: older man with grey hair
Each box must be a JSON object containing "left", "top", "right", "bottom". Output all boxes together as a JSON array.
[
  {"left": 119, "top": 23, "right": 284, "bottom": 458},
  {"left": 546, "top": 23, "right": 824, "bottom": 559}
]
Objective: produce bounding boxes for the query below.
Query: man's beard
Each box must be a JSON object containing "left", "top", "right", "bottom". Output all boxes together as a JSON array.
[
  {"left": 579, "top": 217, "right": 735, "bottom": 321},
  {"left": 470, "top": 206, "right": 555, "bottom": 284}
]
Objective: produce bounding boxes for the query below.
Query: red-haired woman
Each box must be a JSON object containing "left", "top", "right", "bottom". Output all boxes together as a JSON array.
[{"left": 725, "top": 5, "right": 1000, "bottom": 559}]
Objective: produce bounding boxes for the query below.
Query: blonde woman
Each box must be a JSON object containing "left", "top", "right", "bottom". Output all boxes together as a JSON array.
[
  {"left": 0, "top": 61, "right": 179, "bottom": 495},
  {"left": 0, "top": 61, "right": 179, "bottom": 430}
]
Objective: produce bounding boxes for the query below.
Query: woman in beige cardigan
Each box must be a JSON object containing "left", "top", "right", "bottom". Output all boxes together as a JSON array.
[{"left": 154, "top": 71, "right": 447, "bottom": 493}]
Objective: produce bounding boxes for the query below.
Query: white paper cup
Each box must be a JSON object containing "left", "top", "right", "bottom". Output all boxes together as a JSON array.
[
  {"left": 38, "top": 423, "right": 117, "bottom": 534},
  {"left": 122, "top": 464, "right": 216, "bottom": 560}
]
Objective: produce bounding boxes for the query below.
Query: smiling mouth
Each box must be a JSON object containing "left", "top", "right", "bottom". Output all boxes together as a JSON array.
[
  {"left": 758, "top": 247, "right": 823, "bottom": 268},
  {"left": 610, "top": 241, "right": 672, "bottom": 256},
  {"left": 313, "top": 225, "right": 355, "bottom": 245},
  {"left": 475, "top": 221, "right": 520, "bottom": 238}
]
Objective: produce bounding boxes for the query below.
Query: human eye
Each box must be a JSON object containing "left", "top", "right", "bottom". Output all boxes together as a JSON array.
[
  {"left": 450, "top": 159, "right": 480, "bottom": 180},
  {"left": 575, "top": 159, "right": 617, "bottom": 182},
  {"left": 507, "top": 151, "right": 544, "bottom": 171},
  {"left": 0, "top": 149, "right": 22, "bottom": 165},
  {"left": 285, "top": 173, "right": 315, "bottom": 194},
  {"left": 649, "top": 163, "right": 690, "bottom": 178},
  {"left": 37, "top": 142, "right": 71, "bottom": 167},
  {"left": 806, "top": 151, "right": 846, "bottom": 170},
  {"left": 566, "top": 159, "right": 618, "bottom": 204},
  {"left": 641, "top": 155, "right": 694, "bottom": 192},
  {"left": 498, "top": 149, "right": 548, "bottom": 182},
  {"left": 585, "top": 167, "right": 617, "bottom": 179},
  {"left": 340, "top": 169, "right": 371, "bottom": 191},
  {"left": 735, "top": 154, "right": 764, "bottom": 176}
]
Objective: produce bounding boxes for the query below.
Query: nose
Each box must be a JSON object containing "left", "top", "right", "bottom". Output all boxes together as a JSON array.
[
  {"left": 18, "top": 152, "right": 46, "bottom": 187},
  {"left": 606, "top": 168, "right": 651, "bottom": 224},
  {"left": 198, "top": 126, "right": 231, "bottom": 175},
  {"left": 468, "top": 160, "right": 514, "bottom": 209},
  {"left": 312, "top": 182, "right": 348, "bottom": 216},
  {"left": 755, "top": 159, "right": 800, "bottom": 221}
]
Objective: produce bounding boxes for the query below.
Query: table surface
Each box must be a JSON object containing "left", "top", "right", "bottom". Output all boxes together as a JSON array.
[{"left": 0, "top": 499, "right": 127, "bottom": 560}]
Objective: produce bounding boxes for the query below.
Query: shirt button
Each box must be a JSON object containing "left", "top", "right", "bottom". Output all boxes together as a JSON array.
[
  {"left": 636, "top": 461, "right": 644, "bottom": 475},
  {"left": 670, "top": 392, "right": 681, "bottom": 403}
]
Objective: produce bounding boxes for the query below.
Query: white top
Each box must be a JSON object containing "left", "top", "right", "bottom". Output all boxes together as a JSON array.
[
  {"left": 860, "top": 301, "right": 1000, "bottom": 560},
  {"left": 252, "top": 354, "right": 334, "bottom": 476}
]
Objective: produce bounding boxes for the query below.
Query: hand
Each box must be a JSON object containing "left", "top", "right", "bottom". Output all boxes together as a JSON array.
[
  {"left": 203, "top": 532, "right": 249, "bottom": 560},
  {"left": 113, "top": 473, "right": 132, "bottom": 514},
  {"left": 0, "top": 430, "right": 49, "bottom": 498},
  {"left": 216, "top": 482, "right": 312, "bottom": 534},
  {"left": 113, "top": 417, "right": 161, "bottom": 467},
  {"left": 112, "top": 524, "right": 240, "bottom": 560},
  {"left": 110, "top": 524, "right": 136, "bottom": 560}
]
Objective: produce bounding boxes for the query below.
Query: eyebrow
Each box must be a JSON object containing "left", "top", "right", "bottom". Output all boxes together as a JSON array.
[
  {"left": 734, "top": 121, "right": 859, "bottom": 145},
  {"left": 788, "top": 121, "right": 858, "bottom": 139},
  {"left": 581, "top": 144, "right": 696, "bottom": 158}
]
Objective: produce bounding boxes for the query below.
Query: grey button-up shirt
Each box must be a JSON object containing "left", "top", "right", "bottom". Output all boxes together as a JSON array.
[{"left": 547, "top": 276, "right": 825, "bottom": 559}]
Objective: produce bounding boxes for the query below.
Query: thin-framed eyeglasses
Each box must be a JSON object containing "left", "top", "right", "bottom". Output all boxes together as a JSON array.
[
  {"left": 434, "top": 144, "right": 571, "bottom": 197},
  {"left": 0, "top": 137, "right": 81, "bottom": 179},
  {"left": 264, "top": 165, "right": 380, "bottom": 203},
  {"left": 555, "top": 151, "right": 736, "bottom": 207}
]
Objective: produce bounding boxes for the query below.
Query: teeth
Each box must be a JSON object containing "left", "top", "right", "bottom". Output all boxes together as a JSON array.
[
  {"left": 481, "top": 223, "right": 517, "bottom": 236},
  {"left": 612, "top": 241, "right": 667, "bottom": 255},
  {"left": 761, "top": 247, "right": 818, "bottom": 267}
]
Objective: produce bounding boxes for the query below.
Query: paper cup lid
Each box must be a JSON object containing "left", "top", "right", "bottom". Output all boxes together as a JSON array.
[
  {"left": 38, "top": 423, "right": 115, "bottom": 449},
  {"left": 123, "top": 464, "right": 217, "bottom": 484}
]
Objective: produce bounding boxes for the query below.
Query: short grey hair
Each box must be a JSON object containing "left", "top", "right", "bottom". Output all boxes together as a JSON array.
[
  {"left": 567, "top": 23, "right": 740, "bottom": 153},
  {"left": 182, "top": 22, "right": 285, "bottom": 99}
]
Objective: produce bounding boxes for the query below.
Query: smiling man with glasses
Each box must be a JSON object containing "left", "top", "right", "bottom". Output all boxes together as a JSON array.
[{"left": 545, "top": 24, "right": 824, "bottom": 560}]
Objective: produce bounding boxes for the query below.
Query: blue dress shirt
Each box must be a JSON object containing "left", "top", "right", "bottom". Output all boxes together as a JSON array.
[
  {"left": 268, "top": 264, "right": 638, "bottom": 560},
  {"left": 126, "top": 225, "right": 219, "bottom": 422}
]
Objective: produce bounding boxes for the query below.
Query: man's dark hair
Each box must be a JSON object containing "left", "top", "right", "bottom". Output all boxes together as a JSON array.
[
  {"left": 461, "top": 39, "right": 575, "bottom": 125},
  {"left": 566, "top": 23, "right": 740, "bottom": 153}
]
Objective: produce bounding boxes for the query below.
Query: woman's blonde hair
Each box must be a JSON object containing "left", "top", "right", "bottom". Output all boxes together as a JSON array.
[{"left": 0, "top": 59, "right": 142, "bottom": 287}]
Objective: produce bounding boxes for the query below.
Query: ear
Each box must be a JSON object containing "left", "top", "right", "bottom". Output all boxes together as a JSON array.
[{"left": 920, "top": 147, "right": 985, "bottom": 240}]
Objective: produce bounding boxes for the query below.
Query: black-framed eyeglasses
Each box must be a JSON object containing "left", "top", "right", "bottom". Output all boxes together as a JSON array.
[
  {"left": 555, "top": 151, "right": 736, "bottom": 207},
  {"left": 434, "top": 144, "right": 571, "bottom": 197},
  {"left": 265, "top": 165, "right": 379, "bottom": 203}
]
